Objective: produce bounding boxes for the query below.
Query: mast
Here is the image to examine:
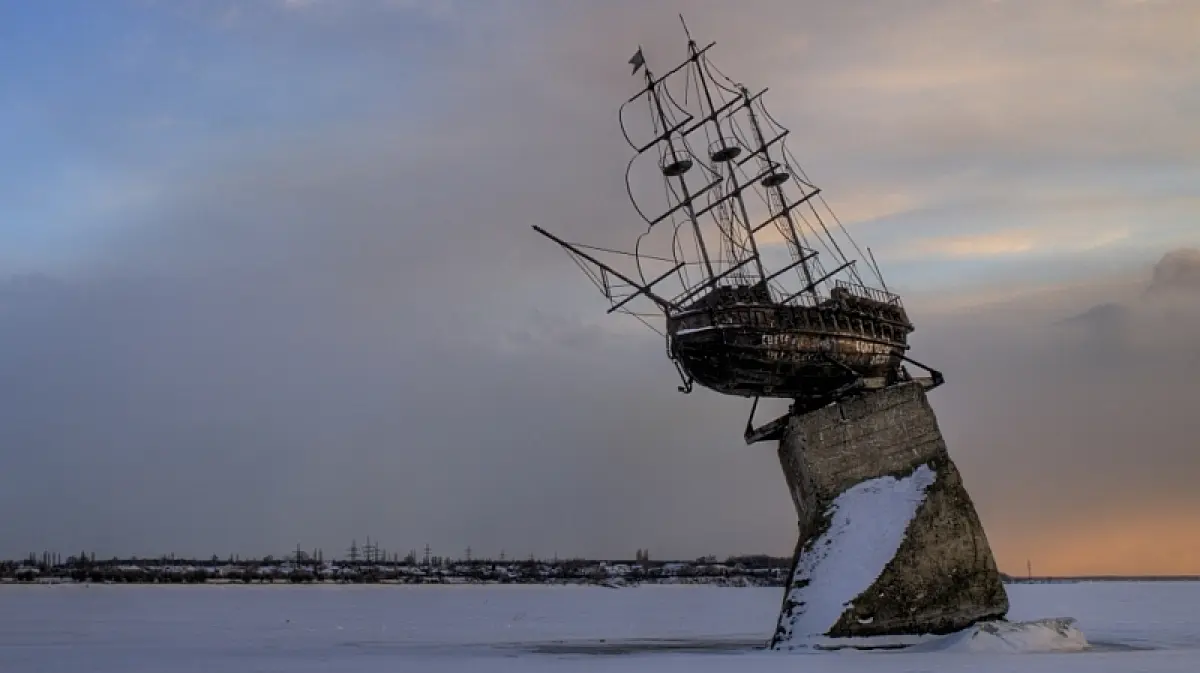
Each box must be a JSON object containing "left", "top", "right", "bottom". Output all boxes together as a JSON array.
[
  {"left": 685, "top": 34, "right": 768, "bottom": 284},
  {"left": 642, "top": 61, "right": 718, "bottom": 282},
  {"left": 741, "top": 85, "right": 818, "bottom": 297}
]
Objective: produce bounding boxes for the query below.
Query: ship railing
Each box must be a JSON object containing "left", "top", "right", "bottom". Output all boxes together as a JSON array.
[
  {"left": 834, "top": 280, "right": 904, "bottom": 307},
  {"left": 780, "top": 292, "right": 821, "bottom": 308}
]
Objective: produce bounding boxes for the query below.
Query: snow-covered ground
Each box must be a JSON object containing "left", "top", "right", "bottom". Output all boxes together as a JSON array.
[{"left": 0, "top": 581, "right": 1196, "bottom": 672}]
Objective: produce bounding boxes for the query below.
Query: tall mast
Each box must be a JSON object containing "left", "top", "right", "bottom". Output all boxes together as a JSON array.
[
  {"left": 643, "top": 63, "right": 717, "bottom": 282},
  {"left": 686, "top": 38, "right": 767, "bottom": 283},
  {"left": 741, "top": 85, "right": 817, "bottom": 297}
]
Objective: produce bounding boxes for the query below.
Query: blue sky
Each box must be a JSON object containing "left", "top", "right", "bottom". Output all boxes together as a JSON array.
[{"left": 2, "top": 0, "right": 458, "bottom": 272}]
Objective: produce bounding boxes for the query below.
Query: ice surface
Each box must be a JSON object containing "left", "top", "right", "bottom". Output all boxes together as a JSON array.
[
  {"left": 0, "top": 581, "right": 1196, "bottom": 672},
  {"left": 775, "top": 463, "right": 938, "bottom": 647}
]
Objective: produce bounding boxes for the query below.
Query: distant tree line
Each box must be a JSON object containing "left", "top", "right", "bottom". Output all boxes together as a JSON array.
[{"left": 0, "top": 550, "right": 793, "bottom": 586}]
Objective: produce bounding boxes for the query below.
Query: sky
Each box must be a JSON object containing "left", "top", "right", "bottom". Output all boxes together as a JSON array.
[{"left": 0, "top": 0, "right": 1197, "bottom": 575}]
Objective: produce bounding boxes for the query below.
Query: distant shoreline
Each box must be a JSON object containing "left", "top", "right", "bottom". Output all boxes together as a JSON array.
[
  {"left": 4, "top": 556, "right": 1195, "bottom": 588},
  {"left": 3, "top": 576, "right": 1197, "bottom": 588}
]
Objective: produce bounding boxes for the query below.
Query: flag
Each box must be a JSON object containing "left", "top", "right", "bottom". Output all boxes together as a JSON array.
[{"left": 629, "top": 47, "right": 645, "bottom": 75}]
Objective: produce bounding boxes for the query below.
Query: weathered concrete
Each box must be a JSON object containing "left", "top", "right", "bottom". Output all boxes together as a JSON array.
[{"left": 771, "top": 381, "right": 1008, "bottom": 648}]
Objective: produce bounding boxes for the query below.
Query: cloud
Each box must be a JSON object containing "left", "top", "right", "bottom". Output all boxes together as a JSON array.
[
  {"left": 902, "top": 224, "right": 1132, "bottom": 261},
  {"left": 0, "top": 270, "right": 793, "bottom": 559},
  {"left": 1, "top": 0, "right": 1198, "bottom": 572},
  {"left": 916, "top": 249, "right": 1200, "bottom": 575},
  {"left": 1148, "top": 247, "right": 1200, "bottom": 296},
  {"left": 1061, "top": 247, "right": 1200, "bottom": 354}
]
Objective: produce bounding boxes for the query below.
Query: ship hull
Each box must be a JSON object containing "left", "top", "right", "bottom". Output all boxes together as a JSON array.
[{"left": 667, "top": 300, "right": 912, "bottom": 399}]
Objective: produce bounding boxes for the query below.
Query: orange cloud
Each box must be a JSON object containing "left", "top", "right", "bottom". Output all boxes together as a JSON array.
[{"left": 899, "top": 224, "right": 1132, "bottom": 261}]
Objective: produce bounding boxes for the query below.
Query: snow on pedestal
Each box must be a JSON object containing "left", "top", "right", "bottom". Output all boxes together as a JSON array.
[
  {"left": 771, "top": 381, "right": 1009, "bottom": 650},
  {"left": 773, "top": 465, "right": 938, "bottom": 647}
]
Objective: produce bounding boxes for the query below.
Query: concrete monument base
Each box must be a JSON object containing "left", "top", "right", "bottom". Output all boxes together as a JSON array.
[{"left": 769, "top": 381, "right": 1009, "bottom": 650}]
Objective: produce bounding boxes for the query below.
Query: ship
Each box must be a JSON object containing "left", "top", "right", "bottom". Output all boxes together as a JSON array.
[{"left": 532, "top": 18, "right": 943, "bottom": 443}]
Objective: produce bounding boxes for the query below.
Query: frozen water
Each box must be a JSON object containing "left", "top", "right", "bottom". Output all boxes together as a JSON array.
[{"left": 0, "top": 581, "right": 1197, "bottom": 672}]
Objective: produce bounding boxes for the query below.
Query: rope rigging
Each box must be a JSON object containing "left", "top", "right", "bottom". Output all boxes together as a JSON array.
[{"left": 564, "top": 31, "right": 900, "bottom": 340}]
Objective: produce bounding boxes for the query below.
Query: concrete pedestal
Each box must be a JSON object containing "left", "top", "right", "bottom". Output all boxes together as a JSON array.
[{"left": 770, "top": 381, "right": 1008, "bottom": 649}]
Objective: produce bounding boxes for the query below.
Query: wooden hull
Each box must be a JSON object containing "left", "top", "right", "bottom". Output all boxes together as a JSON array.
[{"left": 667, "top": 300, "right": 912, "bottom": 399}]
